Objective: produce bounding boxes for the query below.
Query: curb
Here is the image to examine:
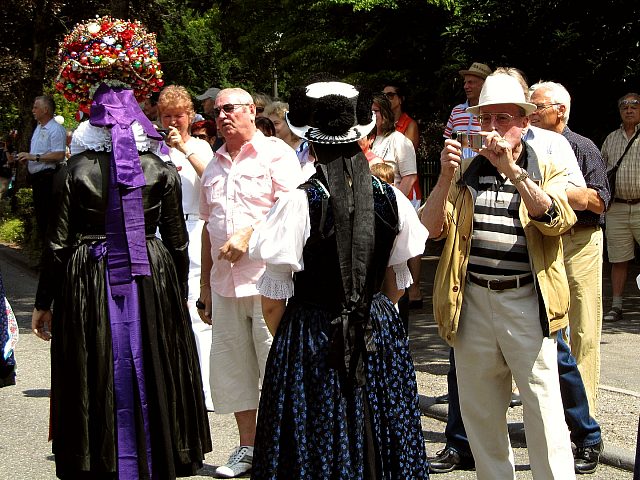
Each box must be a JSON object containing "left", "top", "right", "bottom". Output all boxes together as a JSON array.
[{"left": 418, "top": 394, "right": 635, "bottom": 472}]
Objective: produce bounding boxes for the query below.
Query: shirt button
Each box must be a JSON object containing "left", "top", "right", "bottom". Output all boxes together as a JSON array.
[
  {"left": 461, "top": 235, "right": 467, "bottom": 241},
  {"left": 452, "top": 285, "right": 459, "bottom": 292}
]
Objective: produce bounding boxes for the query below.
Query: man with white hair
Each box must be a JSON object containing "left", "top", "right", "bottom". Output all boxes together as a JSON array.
[
  {"left": 529, "top": 80, "right": 608, "bottom": 473},
  {"left": 17, "top": 95, "right": 66, "bottom": 245},
  {"left": 198, "top": 87, "right": 302, "bottom": 478},
  {"left": 421, "top": 73, "right": 577, "bottom": 479}
]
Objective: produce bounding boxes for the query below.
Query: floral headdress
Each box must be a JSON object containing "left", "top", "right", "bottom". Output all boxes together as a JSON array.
[{"left": 56, "top": 16, "right": 164, "bottom": 114}]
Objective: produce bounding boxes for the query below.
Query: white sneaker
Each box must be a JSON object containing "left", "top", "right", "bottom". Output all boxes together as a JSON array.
[{"left": 215, "top": 446, "right": 253, "bottom": 478}]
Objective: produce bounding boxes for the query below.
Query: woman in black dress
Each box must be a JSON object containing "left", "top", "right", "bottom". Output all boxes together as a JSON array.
[
  {"left": 249, "top": 81, "right": 430, "bottom": 479},
  {"left": 31, "top": 17, "right": 211, "bottom": 479}
]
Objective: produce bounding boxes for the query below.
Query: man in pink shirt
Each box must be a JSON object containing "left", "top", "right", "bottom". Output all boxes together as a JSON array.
[{"left": 198, "top": 87, "right": 303, "bottom": 478}]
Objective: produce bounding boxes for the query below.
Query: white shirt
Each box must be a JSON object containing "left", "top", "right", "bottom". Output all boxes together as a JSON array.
[
  {"left": 29, "top": 118, "right": 66, "bottom": 174},
  {"left": 371, "top": 131, "right": 417, "bottom": 187},
  {"left": 168, "top": 137, "right": 213, "bottom": 215},
  {"left": 524, "top": 125, "right": 586, "bottom": 188}
]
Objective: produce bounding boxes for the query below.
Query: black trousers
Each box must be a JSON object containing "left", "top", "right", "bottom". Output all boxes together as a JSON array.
[{"left": 29, "top": 169, "right": 56, "bottom": 243}]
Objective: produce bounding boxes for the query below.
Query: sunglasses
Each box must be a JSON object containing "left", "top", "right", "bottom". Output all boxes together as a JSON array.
[
  {"left": 620, "top": 99, "right": 640, "bottom": 108},
  {"left": 213, "top": 103, "right": 250, "bottom": 117},
  {"left": 256, "top": 106, "right": 265, "bottom": 114},
  {"left": 477, "top": 113, "right": 522, "bottom": 127},
  {"left": 383, "top": 92, "right": 398, "bottom": 99},
  {"left": 192, "top": 133, "right": 209, "bottom": 140}
]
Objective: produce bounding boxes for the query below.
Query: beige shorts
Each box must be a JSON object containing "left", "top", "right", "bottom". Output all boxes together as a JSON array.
[
  {"left": 605, "top": 202, "right": 640, "bottom": 263},
  {"left": 209, "top": 292, "right": 273, "bottom": 414}
]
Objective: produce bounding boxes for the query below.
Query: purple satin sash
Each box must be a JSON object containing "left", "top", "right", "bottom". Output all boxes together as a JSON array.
[{"left": 90, "top": 84, "right": 159, "bottom": 479}]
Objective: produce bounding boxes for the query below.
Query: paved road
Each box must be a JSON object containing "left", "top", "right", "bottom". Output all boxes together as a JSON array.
[{"left": 0, "top": 243, "right": 637, "bottom": 478}]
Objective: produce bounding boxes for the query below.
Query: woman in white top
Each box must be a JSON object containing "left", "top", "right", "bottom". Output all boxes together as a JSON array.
[
  {"left": 158, "top": 85, "right": 215, "bottom": 411},
  {"left": 369, "top": 93, "right": 418, "bottom": 202}
]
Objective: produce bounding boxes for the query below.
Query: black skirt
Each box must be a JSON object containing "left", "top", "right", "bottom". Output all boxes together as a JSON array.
[{"left": 50, "top": 238, "right": 212, "bottom": 479}]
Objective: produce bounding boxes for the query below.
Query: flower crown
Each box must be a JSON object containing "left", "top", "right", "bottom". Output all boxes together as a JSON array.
[{"left": 56, "top": 16, "right": 164, "bottom": 113}]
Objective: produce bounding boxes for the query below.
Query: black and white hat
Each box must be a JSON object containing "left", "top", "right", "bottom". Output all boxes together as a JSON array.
[{"left": 286, "top": 81, "right": 375, "bottom": 144}]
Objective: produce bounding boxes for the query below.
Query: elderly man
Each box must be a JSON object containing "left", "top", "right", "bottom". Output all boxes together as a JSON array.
[
  {"left": 421, "top": 73, "right": 576, "bottom": 479},
  {"left": 601, "top": 92, "right": 640, "bottom": 323},
  {"left": 530, "top": 81, "right": 609, "bottom": 409},
  {"left": 17, "top": 95, "right": 66, "bottom": 243},
  {"left": 198, "top": 87, "right": 302, "bottom": 478},
  {"left": 528, "top": 80, "right": 608, "bottom": 473}
]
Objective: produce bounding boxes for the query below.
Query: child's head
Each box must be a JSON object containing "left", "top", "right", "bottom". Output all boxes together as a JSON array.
[{"left": 370, "top": 162, "right": 394, "bottom": 184}]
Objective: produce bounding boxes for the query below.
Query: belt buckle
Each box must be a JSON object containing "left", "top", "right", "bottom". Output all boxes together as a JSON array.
[{"left": 487, "top": 279, "right": 498, "bottom": 290}]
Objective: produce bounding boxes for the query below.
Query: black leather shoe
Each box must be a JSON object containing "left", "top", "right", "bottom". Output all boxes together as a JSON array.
[
  {"left": 428, "top": 447, "right": 475, "bottom": 473},
  {"left": 434, "top": 393, "right": 449, "bottom": 404},
  {"left": 574, "top": 440, "right": 603, "bottom": 474}
]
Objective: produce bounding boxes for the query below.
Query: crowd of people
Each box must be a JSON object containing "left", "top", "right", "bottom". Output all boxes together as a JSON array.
[{"left": 3, "top": 13, "right": 640, "bottom": 480}]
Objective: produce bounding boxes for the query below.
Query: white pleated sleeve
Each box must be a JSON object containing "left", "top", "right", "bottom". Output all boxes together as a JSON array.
[
  {"left": 387, "top": 186, "right": 429, "bottom": 290},
  {"left": 248, "top": 189, "right": 311, "bottom": 299}
]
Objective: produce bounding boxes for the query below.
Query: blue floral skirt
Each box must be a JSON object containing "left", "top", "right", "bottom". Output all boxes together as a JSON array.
[{"left": 252, "top": 293, "right": 429, "bottom": 479}]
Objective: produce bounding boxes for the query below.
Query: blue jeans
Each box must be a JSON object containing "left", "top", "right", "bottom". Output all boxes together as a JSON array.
[
  {"left": 445, "top": 332, "right": 601, "bottom": 452},
  {"left": 556, "top": 331, "right": 601, "bottom": 447}
]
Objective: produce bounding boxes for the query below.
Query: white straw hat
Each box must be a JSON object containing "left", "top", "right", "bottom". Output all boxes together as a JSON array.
[{"left": 467, "top": 74, "right": 536, "bottom": 116}]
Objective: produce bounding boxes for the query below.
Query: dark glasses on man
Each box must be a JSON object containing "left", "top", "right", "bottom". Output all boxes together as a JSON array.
[
  {"left": 213, "top": 103, "right": 250, "bottom": 117},
  {"left": 620, "top": 99, "right": 640, "bottom": 108}
]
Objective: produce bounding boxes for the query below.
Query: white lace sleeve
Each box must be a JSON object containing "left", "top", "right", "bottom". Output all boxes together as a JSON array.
[
  {"left": 256, "top": 264, "right": 295, "bottom": 299},
  {"left": 249, "top": 189, "right": 311, "bottom": 298},
  {"left": 393, "top": 263, "right": 413, "bottom": 290},
  {"left": 388, "top": 185, "right": 429, "bottom": 288}
]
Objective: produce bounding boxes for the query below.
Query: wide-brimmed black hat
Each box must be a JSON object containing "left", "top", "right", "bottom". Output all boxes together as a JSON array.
[{"left": 286, "top": 82, "right": 375, "bottom": 144}]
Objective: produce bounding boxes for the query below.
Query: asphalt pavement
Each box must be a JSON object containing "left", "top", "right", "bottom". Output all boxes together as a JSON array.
[{"left": 0, "top": 241, "right": 638, "bottom": 478}]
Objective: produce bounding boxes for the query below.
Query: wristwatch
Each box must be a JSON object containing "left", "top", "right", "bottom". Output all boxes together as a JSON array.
[
  {"left": 35, "top": 154, "right": 41, "bottom": 162},
  {"left": 195, "top": 299, "right": 206, "bottom": 310}
]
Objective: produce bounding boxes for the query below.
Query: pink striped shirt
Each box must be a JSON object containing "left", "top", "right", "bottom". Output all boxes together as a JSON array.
[{"left": 199, "top": 131, "right": 303, "bottom": 298}]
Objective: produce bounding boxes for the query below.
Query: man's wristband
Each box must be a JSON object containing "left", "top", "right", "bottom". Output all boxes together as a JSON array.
[
  {"left": 35, "top": 154, "right": 41, "bottom": 162},
  {"left": 183, "top": 150, "right": 195, "bottom": 159},
  {"left": 195, "top": 299, "right": 206, "bottom": 310}
]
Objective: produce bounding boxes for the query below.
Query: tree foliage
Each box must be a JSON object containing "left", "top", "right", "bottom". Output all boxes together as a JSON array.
[{"left": 2, "top": 0, "right": 640, "bottom": 154}]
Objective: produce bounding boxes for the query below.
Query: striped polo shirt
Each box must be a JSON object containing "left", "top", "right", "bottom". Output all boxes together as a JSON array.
[
  {"left": 468, "top": 159, "right": 531, "bottom": 276},
  {"left": 444, "top": 101, "right": 482, "bottom": 160}
]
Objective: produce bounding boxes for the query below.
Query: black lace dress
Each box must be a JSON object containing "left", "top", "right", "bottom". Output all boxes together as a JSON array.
[{"left": 36, "top": 150, "right": 212, "bottom": 479}]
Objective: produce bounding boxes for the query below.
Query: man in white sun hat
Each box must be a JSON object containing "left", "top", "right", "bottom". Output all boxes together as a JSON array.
[{"left": 420, "top": 72, "right": 577, "bottom": 479}]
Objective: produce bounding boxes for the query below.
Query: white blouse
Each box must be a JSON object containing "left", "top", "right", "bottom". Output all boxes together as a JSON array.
[
  {"left": 249, "top": 179, "right": 429, "bottom": 299},
  {"left": 167, "top": 137, "right": 213, "bottom": 215},
  {"left": 371, "top": 131, "right": 417, "bottom": 187}
]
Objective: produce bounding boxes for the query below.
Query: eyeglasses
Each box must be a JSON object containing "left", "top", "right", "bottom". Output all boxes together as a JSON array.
[
  {"left": 213, "top": 103, "right": 250, "bottom": 117},
  {"left": 192, "top": 133, "right": 209, "bottom": 140},
  {"left": 620, "top": 99, "right": 640, "bottom": 108},
  {"left": 477, "top": 113, "right": 522, "bottom": 126},
  {"left": 383, "top": 92, "right": 398, "bottom": 99},
  {"left": 532, "top": 103, "right": 560, "bottom": 113},
  {"left": 256, "top": 106, "right": 265, "bottom": 114}
]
